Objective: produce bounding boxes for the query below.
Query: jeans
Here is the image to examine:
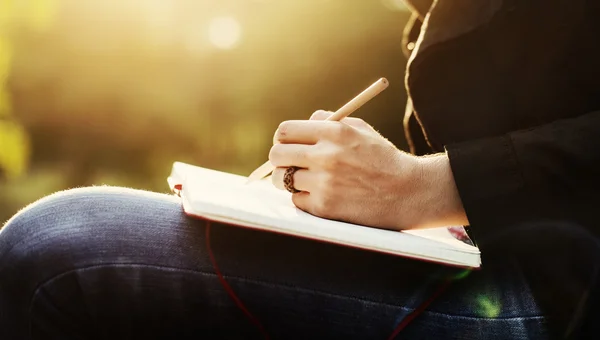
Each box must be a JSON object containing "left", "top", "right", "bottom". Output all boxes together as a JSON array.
[{"left": 0, "top": 186, "right": 597, "bottom": 339}]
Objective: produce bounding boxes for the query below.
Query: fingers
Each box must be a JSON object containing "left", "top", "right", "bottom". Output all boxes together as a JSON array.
[
  {"left": 275, "top": 120, "right": 361, "bottom": 145},
  {"left": 310, "top": 110, "right": 373, "bottom": 130},
  {"left": 271, "top": 168, "right": 331, "bottom": 221},
  {"left": 291, "top": 191, "right": 311, "bottom": 213},
  {"left": 273, "top": 109, "right": 375, "bottom": 145},
  {"left": 273, "top": 121, "right": 321, "bottom": 144},
  {"left": 271, "top": 167, "right": 315, "bottom": 192},
  {"left": 269, "top": 143, "right": 313, "bottom": 168},
  {"left": 310, "top": 110, "right": 333, "bottom": 120},
  {"left": 342, "top": 117, "right": 373, "bottom": 131}
]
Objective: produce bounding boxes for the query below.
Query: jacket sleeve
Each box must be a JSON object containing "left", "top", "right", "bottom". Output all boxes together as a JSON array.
[{"left": 445, "top": 110, "right": 600, "bottom": 244}]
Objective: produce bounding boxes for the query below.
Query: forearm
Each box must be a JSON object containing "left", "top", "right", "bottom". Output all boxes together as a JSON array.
[{"left": 409, "top": 153, "right": 469, "bottom": 229}]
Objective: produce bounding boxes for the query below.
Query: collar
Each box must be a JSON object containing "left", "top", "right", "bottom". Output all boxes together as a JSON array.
[
  {"left": 406, "top": 0, "right": 504, "bottom": 55},
  {"left": 403, "top": 0, "right": 433, "bottom": 20}
]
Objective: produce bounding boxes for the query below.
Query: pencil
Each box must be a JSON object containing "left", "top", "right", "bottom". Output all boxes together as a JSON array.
[{"left": 246, "top": 77, "right": 389, "bottom": 183}]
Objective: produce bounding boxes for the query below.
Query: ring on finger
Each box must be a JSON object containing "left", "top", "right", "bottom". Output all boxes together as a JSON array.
[{"left": 283, "top": 166, "right": 301, "bottom": 193}]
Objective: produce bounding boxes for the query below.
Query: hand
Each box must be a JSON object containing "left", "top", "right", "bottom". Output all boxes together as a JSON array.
[{"left": 269, "top": 110, "right": 468, "bottom": 230}]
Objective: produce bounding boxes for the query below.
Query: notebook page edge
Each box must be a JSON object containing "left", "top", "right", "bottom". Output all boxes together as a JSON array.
[
  {"left": 179, "top": 188, "right": 481, "bottom": 268},
  {"left": 172, "top": 162, "right": 481, "bottom": 267},
  {"left": 181, "top": 193, "right": 480, "bottom": 268}
]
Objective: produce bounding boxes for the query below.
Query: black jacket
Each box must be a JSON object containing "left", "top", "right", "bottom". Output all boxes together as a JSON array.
[{"left": 403, "top": 0, "right": 600, "bottom": 246}]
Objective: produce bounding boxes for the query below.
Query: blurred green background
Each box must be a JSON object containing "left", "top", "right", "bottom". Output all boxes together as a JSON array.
[{"left": 0, "top": 0, "right": 411, "bottom": 222}]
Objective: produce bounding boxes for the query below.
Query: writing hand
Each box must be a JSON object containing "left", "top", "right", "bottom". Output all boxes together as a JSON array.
[{"left": 269, "top": 110, "right": 468, "bottom": 230}]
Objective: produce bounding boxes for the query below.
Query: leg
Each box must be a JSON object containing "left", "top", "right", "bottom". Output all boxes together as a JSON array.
[
  {"left": 476, "top": 221, "right": 600, "bottom": 339},
  {"left": 0, "top": 187, "right": 448, "bottom": 339},
  {"left": 404, "top": 221, "right": 600, "bottom": 340},
  {"left": 0, "top": 187, "right": 561, "bottom": 339}
]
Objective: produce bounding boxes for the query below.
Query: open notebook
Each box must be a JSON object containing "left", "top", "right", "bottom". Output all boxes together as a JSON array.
[{"left": 168, "top": 162, "right": 481, "bottom": 268}]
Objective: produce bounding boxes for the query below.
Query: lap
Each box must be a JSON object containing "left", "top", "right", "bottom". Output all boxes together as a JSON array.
[{"left": 1, "top": 186, "right": 591, "bottom": 339}]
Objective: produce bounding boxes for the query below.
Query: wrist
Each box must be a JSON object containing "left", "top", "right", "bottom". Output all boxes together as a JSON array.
[{"left": 415, "top": 153, "right": 469, "bottom": 228}]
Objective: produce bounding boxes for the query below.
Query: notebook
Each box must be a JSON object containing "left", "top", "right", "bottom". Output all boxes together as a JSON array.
[{"left": 168, "top": 162, "right": 481, "bottom": 268}]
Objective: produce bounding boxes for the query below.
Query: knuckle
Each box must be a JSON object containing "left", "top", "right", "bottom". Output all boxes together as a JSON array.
[
  {"left": 310, "top": 200, "right": 326, "bottom": 217},
  {"left": 344, "top": 117, "right": 372, "bottom": 132},
  {"left": 321, "top": 147, "right": 344, "bottom": 170},
  {"left": 328, "top": 123, "right": 344, "bottom": 140},
  {"left": 311, "top": 176, "right": 338, "bottom": 216},
  {"left": 310, "top": 110, "right": 330, "bottom": 120},
  {"left": 268, "top": 144, "right": 283, "bottom": 164},
  {"left": 292, "top": 192, "right": 310, "bottom": 212},
  {"left": 327, "top": 122, "right": 352, "bottom": 141},
  {"left": 312, "top": 195, "right": 336, "bottom": 218},
  {"left": 271, "top": 168, "right": 283, "bottom": 187},
  {"left": 322, "top": 186, "right": 338, "bottom": 206},
  {"left": 311, "top": 148, "right": 328, "bottom": 166},
  {"left": 320, "top": 171, "right": 337, "bottom": 188},
  {"left": 311, "top": 145, "right": 334, "bottom": 169},
  {"left": 353, "top": 117, "right": 368, "bottom": 127},
  {"left": 295, "top": 148, "right": 308, "bottom": 162}
]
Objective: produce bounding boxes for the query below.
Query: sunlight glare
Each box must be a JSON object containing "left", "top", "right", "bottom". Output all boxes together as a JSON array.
[
  {"left": 381, "top": 0, "right": 407, "bottom": 11},
  {"left": 208, "top": 16, "right": 241, "bottom": 50}
]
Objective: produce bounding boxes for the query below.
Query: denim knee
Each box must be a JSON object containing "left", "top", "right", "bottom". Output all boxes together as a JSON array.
[
  {"left": 0, "top": 186, "right": 186, "bottom": 274},
  {"left": 0, "top": 187, "right": 193, "bottom": 336}
]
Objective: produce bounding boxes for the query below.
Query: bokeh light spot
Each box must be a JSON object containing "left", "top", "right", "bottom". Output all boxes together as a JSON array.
[
  {"left": 477, "top": 296, "right": 502, "bottom": 318},
  {"left": 452, "top": 269, "right": 472, "bottom": 280},
  {"left": 208, "top": 16, "right": 241, "bottom": 50},
  {"left": 381, "top": 0, "right": 407, "bottom": 11}
]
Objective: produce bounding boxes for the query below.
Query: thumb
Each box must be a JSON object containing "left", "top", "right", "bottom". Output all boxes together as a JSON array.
[
  {"left": 309, "top": 110, "right": 334, "bottom": 121},
  {"left": 309, "top": 109, "right": 375, "bottom": 132}
]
